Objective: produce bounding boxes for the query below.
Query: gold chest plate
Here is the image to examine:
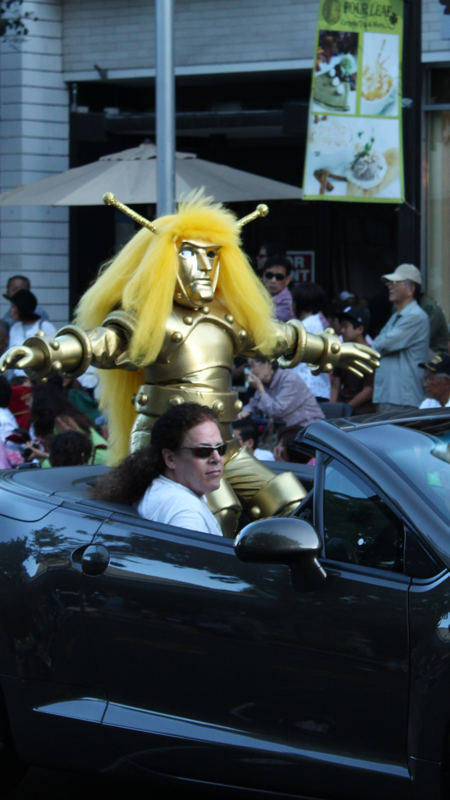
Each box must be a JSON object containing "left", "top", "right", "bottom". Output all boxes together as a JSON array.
[{"left": 144, "top": 298, "right": 250, "bottom": 385}]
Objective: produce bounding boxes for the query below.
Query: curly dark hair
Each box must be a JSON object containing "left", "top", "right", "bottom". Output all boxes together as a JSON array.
[
  {"left": 49, "top": 430, "right": 93, "bottom": 467},
  {"left": 31, "top": 382, "right": 93, "bottom": 438},
  {"left": 92, "top": 403, "right": 220, "bottom": 506}
]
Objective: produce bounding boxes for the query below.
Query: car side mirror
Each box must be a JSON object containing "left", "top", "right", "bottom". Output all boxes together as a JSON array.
[{"left": 234, "top": 517, "right": 326, "bottom": 591}]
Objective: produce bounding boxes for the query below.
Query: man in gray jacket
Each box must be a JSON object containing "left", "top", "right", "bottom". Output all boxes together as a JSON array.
[{"left": 373, "top": 264, "right": 430, "bottom": 413}]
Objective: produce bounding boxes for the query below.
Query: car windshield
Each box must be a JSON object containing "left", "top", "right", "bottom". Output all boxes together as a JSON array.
[{"left": 352, "top": 424, "right": 450, "bottom": 526}]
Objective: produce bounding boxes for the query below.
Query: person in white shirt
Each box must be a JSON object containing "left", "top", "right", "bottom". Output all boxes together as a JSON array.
[
  {"left": 293, "top": 283, "right": 331, "bottom": 401},
  {"left": 232, "top": 419, "right": 275, "bottom": 461},
  {"left": 419, "top": 354, "right": 450, "bottom": 410},
  {"left": 93, "top": 403, "right": 225, "bottom": 536},
  {"left": 5, "top": 290, "right": 56, "bottom": 378}
]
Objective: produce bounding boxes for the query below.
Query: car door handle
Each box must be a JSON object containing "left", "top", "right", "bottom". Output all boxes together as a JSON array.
[{"left": 81, "top": 544, "right": 110, "bottom": 576}]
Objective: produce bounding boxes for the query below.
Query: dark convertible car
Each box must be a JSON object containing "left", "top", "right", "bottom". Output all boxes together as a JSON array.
[{"left": 1, "top": 410, "right": 450, "bottom": 800}]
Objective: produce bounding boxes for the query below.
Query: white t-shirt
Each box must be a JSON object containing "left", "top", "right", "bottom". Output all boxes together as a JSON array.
[
  {"left": 0, "top": 407, "right": 17, "bottom": 441},
  {"left": 254, "top": 447, "right": 275, "bottom": 461},
  {"left": 293, "top": 313, "right": 331, "bottom": 400},
  {"left": 137, "top": 475, "right": 223, "bottom": 536},
  {"left": 9, "top": 319, "right": 57, "bottom": 377},
  {"left": 419, "top": 397, "right": 450, "bottom": 409}
]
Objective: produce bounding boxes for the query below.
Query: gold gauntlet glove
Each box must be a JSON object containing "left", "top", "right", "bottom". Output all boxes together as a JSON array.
[
  {"left": 0, "top": 325, "right": 92, "bottom": 381},
  {"left": 0, "top": 322, "right": 130, "bottom": 381},
  {"left": 277, "top": 319, "right": 380, "bottom": 378}
]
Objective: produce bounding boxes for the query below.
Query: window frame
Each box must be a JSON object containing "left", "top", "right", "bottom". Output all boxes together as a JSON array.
[{"left": 315, "top": 451, "right": 410, "bottom": 578}]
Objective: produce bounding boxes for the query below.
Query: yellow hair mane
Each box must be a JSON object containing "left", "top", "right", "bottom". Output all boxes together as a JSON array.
[{"left": 75, "top": 194, "right": 278, "bottom": 463}]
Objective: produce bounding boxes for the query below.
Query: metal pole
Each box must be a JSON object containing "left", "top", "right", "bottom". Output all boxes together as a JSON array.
[{"left": 155, "top": 0, "right": 175, "bottom": 216}]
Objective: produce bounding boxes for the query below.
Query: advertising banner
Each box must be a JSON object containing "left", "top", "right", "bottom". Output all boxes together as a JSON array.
[{"left": 302, "top": 1, "right": 404, "bottom": 203}]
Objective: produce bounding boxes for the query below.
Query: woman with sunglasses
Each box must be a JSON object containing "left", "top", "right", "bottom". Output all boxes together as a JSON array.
[{"left": 93, "top": 404, "right": 225, "bottom": 536}]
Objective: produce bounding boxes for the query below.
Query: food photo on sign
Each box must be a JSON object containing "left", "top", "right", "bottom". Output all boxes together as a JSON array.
[
  {"left": 303, "top": 115, "right": 401, "bottom": 199},
  {"left": 313, "top": 30, "right": 359, "bottom": 115},
  {"left": 361, "top": 32, "right": 399, "bottom": 117}
]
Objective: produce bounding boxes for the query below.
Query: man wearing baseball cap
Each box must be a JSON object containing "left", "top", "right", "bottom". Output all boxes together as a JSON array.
[
  {"left": 330, "top": 305, "right": 375, "bottom": 415},
  {"left": 373, "top": 264, "right": 430, "bottom": 413},
  {"left": 419, "top": 355, "right": 450, "bottom": 409},
  {"left": 381, "top": 263, "right": 448, "bottom": 354}
]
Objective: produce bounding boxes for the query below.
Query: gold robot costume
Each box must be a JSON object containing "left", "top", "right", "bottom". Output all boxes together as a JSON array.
[{"left": 0, "top": 193, "right": 379, "bottom": 537}]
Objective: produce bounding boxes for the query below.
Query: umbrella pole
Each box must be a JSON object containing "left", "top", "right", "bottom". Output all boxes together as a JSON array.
[{"left": 155, "top": 0, "right": 175, "bottom": 216}]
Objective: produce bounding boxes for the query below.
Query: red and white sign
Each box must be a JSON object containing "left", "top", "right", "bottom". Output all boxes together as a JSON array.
[{"left": 286, "top": 251, "right": 315, "bottom": 284}]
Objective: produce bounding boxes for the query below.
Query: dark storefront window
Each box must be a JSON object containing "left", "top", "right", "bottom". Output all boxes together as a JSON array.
[{"left": 425, "top": 69, "right": 450, "bottom": 320}]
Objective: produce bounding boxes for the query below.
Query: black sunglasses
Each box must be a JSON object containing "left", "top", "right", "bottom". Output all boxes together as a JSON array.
[
  {"left": 180, "top": 442, "right": 228, "bottom": 459},
  {"left": 264, "top": 271, "right": 286, "bottom": 281}
]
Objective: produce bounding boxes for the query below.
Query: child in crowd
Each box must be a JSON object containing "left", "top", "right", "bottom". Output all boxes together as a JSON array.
[
  {"left": 232, "top": 419, "right": 275, "bottom": 461},
  {"left": 49, "top": 431, "right": 93, "bottom": 467},
  {"left": 330, "top": 306, "right": 375, "bottom": 415}
]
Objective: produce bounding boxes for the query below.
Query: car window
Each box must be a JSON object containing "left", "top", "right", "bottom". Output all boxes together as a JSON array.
[{"left": 323, "top": 460, "right": 404, "bottom": 572}]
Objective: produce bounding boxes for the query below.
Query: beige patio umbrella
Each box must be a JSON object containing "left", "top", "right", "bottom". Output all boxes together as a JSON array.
[{"left": 0, "top": 142, "right": 302, "bottom": 205}]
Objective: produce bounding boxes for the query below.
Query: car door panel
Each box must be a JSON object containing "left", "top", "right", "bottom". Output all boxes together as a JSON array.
[
  {"left": 408, "top": 570, "right": 450, "bottom": 763},
  {"left": 0, "top": 505, "right": 103, "bottom": 685},
  {"left": 0, "top": 503, "right": 112, "bottom": 768},
  {"left": 81, "top": 513, "right": 411, "bottom": 799}
]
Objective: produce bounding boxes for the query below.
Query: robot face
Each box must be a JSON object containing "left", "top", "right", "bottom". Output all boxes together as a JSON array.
[{"left": 176, "top": 239, "right": 221, "bottom": 306}]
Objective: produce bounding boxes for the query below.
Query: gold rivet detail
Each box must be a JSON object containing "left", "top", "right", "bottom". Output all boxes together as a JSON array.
[
  {"left": 137, "top": 393, "right": 148, "bottom": 405},
  {"left": 53, "top": 360, "right": 62, "bottom": 371},
  {"left": 202, "top": 306, "right": 210, "bottom": 314},
  {"left": 177, "top": 293, "right": 183, "bottom": 300},
  {"left": 35, "top": 330, "right": 45, "bottom": 338},
  {"left": 250, "top": 506, "right": 261, "bottom": 519},
  {"left": 170, "top": 395, "right": 184, "bottom": 407},
  {"left": 172, "top": 331, "right": 183, "bottom": 342},
  {"left": 238, "top": 330, "right": 247, "bottom": 340},
  {"left": 183, "top": 316, "right": 193, "bottom": 325},
  {"left": 330, "top": 343, "right": 340, "bottom": 354},
  {"left": 225, "top": 314, "right": 234, "bottom": 324},
  {"left": 213, "top": 400, "right": 225, "bottom": 414},
  {"left": 324, "top": 363, "right": 333, "bottom": 372},
  {"left": 50, "top": 339, "right": 60, "bottom": 350},
  {"left": 40, "top": 377, "right": 48, "bottom": 384},
  {"left": 235, "top": 399, "right": 243, "bottom": 412}
]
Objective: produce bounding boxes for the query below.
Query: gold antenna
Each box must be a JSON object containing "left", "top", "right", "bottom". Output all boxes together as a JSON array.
[
  {"left": 236, "top": 204, "right": 269, "bottom": 229},
  {"left": 103, "top": 192, "right": 159, "bottom": 234}
]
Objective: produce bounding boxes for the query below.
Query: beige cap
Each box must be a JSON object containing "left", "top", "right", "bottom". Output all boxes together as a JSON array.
[{"left": 382, "top": 263, "right": 422, "bottom": 284}]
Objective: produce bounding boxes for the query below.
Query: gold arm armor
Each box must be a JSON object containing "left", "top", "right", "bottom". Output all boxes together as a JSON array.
[
  {"left": 6, "top": 310, "right": 137, "bottom": 381},
  {"left": 16, "top": 325, "right": 93, "bottom": 381},
  {"left": 269, "top": 319, "right": 342, "bottom": 372}
]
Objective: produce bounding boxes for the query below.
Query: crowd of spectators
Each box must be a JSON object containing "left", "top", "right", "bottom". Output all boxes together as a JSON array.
[
  {"left": 232, "top": 250, "right": 450, "bottom": 462},
  {"left": 0, "top": 275, "right": 107, "bottom": 469},
  {"left": 0, "top": 251, "right": 448, "bottom": 471}
]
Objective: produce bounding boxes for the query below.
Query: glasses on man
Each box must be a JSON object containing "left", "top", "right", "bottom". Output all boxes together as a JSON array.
[
  {"left": 264, "top": 271, "right": 286, "bottom": 281},
  {"left": 180, "top": 443, "right": 228, "bottom": 459}
]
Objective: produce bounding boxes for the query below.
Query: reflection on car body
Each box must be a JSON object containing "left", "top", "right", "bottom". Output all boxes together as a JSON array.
[{"left": 0, "top": 409, "right": 450, "bottom": 799}]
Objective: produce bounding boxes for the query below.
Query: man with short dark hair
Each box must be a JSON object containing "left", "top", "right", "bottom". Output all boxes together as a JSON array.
[
  {"left": 263, "top": 255, "right": 293, "bottom": 322},
  {"left": 232, "top": 418, "right": 275, "bottom": 461},
  {"left": 330, "top": 306, "right": 375, "bottom": 414},
  {"left": 419, "top": 354, "right": 450, "bottom": 409},
  {"left": 3, "top": 275, "right": 49, "bottom": 328},
  {"left": 373, "top": 264, "right": 430, "bottom": 412}
]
